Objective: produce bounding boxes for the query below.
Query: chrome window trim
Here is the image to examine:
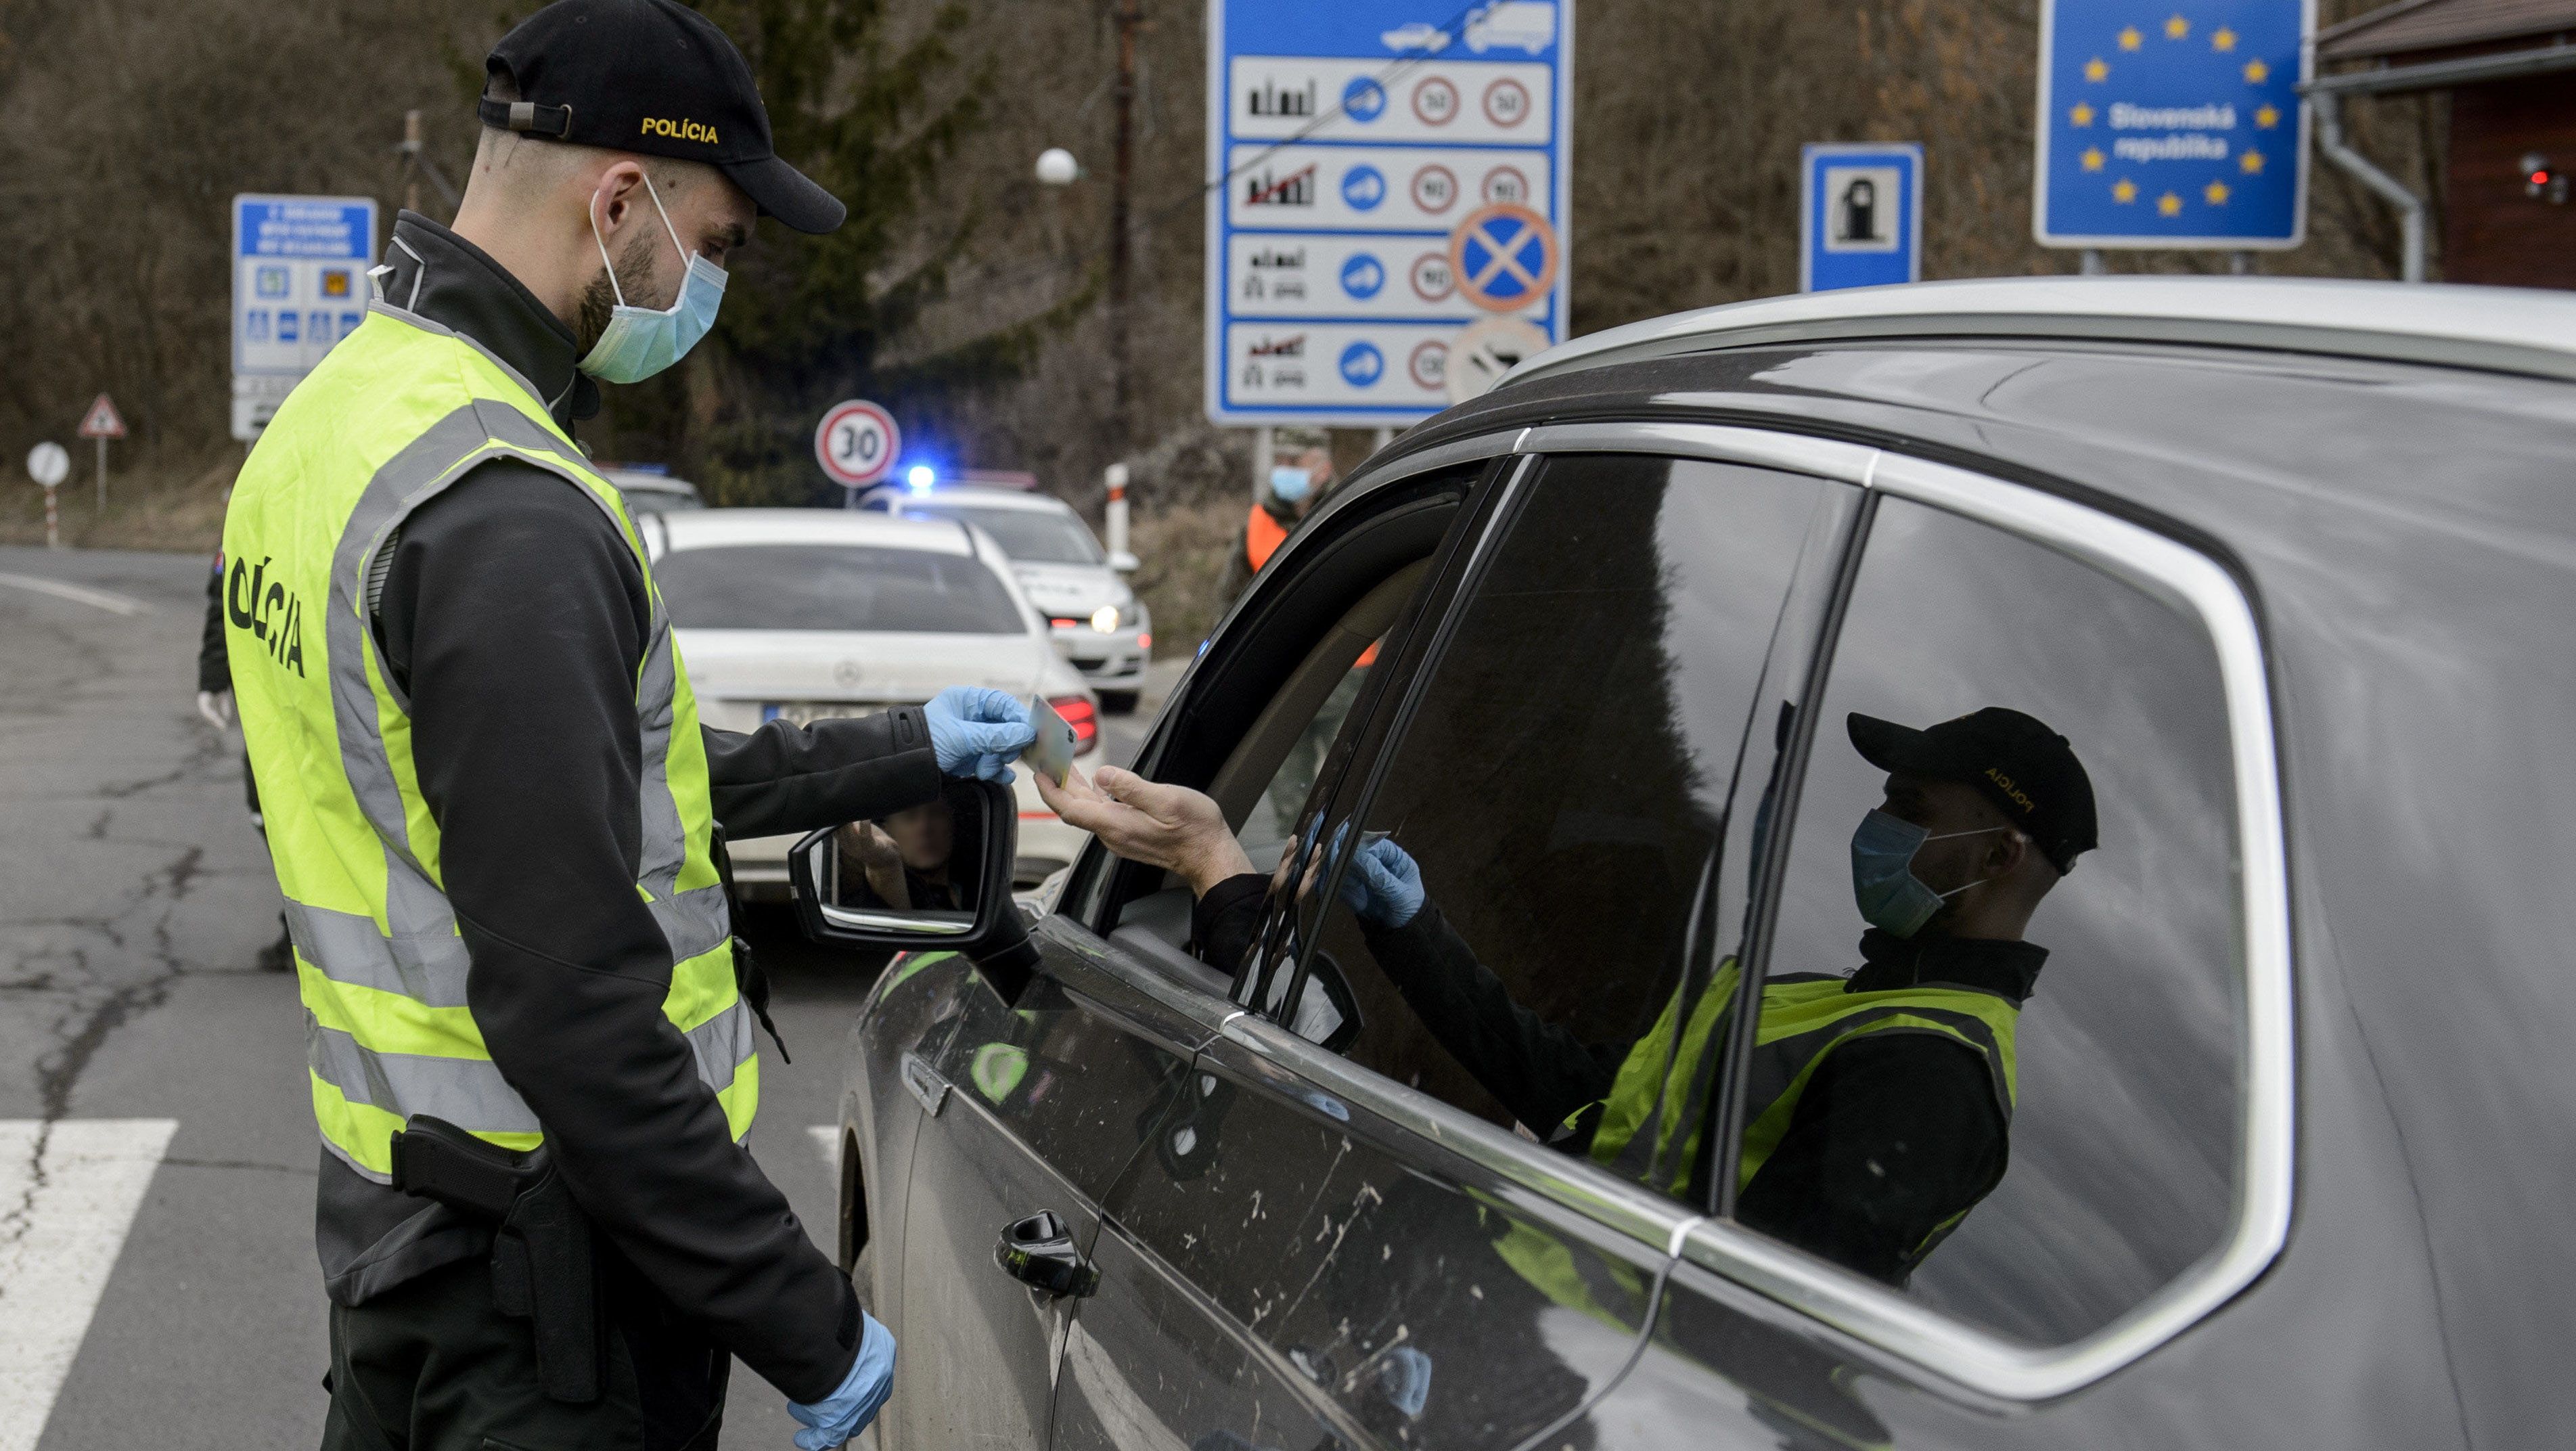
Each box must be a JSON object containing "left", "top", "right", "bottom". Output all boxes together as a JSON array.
[{"left": 1513, "top": 420, "right": 1878, "bottom": 486}]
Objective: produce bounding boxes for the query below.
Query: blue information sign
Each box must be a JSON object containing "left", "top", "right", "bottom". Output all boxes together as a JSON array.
[
  {"left": 1801, "top": 143, "right": 1921, "bottom": 292},
  {"left": 231, "top": 194, "right": 378, "bottom": 440},
  {"left": 2035, "top": 0, "right": 2309, "bottom": 248},
  {"left": 1207, "top": 0, "right": 1574, "bottom": 425}
]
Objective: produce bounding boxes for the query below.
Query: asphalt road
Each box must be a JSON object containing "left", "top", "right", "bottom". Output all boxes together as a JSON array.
[{"left": 0, "top": 545, "right": 1168, "bottom": 1451}]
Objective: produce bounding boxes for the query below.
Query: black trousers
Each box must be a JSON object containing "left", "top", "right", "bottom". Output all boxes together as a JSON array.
[{"left": 321, "top": 1256, "right": 729, "bottom": 1451}]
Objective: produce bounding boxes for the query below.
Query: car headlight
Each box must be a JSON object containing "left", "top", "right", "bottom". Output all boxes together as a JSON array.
[{"left": 1090, "top": 604, "right": 1121, "bottom": 633}]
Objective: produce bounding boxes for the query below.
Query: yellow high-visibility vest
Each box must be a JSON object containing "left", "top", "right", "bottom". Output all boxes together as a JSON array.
[{"left": 221, "top": 300, "right": 754, "bottom": 1182}]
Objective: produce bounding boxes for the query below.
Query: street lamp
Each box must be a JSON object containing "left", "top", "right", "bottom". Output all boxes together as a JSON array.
[{"left": 1035, "top": 148, "right": 1080, "bottom": 187}]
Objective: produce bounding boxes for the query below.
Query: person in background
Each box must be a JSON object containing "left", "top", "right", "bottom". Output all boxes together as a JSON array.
[
  {"left": 1217, "top": 439, "right": 1336, "bottom": 610},
  {"left": 196, "top": 548, "right": 292, "bottom": 973}
]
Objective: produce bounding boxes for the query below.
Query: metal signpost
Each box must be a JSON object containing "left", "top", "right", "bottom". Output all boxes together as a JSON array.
[
  {"left": 1206, "top": 0, "right": 1574, "bottom": 428},
  {"left": 814, "top": 399, "right": 902, "bottom": 503},
  {"left": 2034, "top": 0, "right": 2310, "bottom": 254},
  {"left": 76, "top": 394, "right": 125, "bottom": 513},
  {"left": 232, "top": 195, "right": 380, "bottom": 442},
  {"left": 26, "top": 442, "right": 69, "bottom": 550},
  {"left": 1802, "top": 143, "right": 1923, "bottom": 292}
]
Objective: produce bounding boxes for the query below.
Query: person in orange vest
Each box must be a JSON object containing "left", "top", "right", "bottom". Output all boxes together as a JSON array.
[{"left": 1218, "top": 444, "right": 1335, "bottom": 610}]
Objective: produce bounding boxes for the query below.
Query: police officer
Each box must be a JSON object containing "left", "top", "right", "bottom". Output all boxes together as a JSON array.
[{"left": 219, "top": 3, "right": 1033, "bottom": 1446}]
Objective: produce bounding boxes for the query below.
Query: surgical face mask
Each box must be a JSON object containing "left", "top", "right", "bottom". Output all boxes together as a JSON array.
[
  {"left": 578, "top": 175, "right": 726, "bottom": 384},
  {"left": 1269, "top": 466, "right": 1313, "bottom": 503},
  {"left": 1848, "top": 809, "right": 2015, "bottom": 939}
]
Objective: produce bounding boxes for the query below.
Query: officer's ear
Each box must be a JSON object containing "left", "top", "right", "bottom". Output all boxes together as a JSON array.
[{"left": 1988, "top": 828, "right": 2032, "bottom": 877}]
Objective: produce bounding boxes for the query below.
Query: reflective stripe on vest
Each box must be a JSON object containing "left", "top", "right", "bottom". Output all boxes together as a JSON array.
[
  {"left": 1571, "top": 964, "right": 2019, "bottom": 1205},
  {"left": 223, "top": 300, "right": 753, "bottom": 1183},
  {"left": 1246, "top": 503, "right": 1290, "bottom": 573}
]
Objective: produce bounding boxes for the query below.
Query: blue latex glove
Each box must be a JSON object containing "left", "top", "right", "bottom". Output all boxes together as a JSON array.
[
  {"left": 924, "top": 686, "right": 1035, "bottom": 782},
  {"left": 786, "top": 1312, "right": 896, "bottom": 1450},
  {"left": 1337, "top": 835, "right": 1425, "bottom": 929}
]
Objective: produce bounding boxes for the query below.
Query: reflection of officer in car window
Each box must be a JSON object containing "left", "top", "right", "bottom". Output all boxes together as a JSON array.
[
  {"left": 1039, "top": 708, "right": 2096, "bottom": 1287},
  {"left": 838, "top": 795, "right": 972, "bottom": 912}
]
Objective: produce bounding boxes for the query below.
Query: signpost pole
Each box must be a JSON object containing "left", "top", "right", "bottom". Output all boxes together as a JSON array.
[
  {"left": 45, "top": 487, "right": 59, "bottom": 550},
  {"left": 95, "top": 437, "right": 106, "bottom": 514},
  {"left": 1252, "top": 425, "right": 1272, "bottom": 501}
]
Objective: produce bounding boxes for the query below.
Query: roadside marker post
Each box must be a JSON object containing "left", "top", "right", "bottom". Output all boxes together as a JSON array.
[
  {"left": 26, "top": 442, "right": 70, "bottom": 550},
  {"left": 76, "top": 394, "right": 125, "bottom": 515}
]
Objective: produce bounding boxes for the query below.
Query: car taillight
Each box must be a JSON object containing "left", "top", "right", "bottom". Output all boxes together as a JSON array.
[{"left": 1049, "top": 694, "right": 1100, "bottom": 755}]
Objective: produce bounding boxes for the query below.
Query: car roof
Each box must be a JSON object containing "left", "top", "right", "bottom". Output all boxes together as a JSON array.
[
  {"left": 1499, "top": 276, "right": 2576, "bottom": 390},
  {"left": 601, "top": 469, "right": 698, "bottom": 491},
  {"left": 655, "top": 508, "right": 979, "bottom": 556},
  {"left": 884, "top": 486, "right": 1075, "bottom": 515}
]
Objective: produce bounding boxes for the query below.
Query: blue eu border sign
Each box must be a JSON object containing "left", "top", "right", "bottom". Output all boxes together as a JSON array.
[
  {"left": 1206, "top": 0, "right": 1574, "bottom": 426},
  {"left": 1802, "top": 143, "right": 1922, "bottom": 292},
  {"left": 232, "top": 194, "right": 378, "bottom": 441},
  {"left": 2034, "top": 0, "right": 2310, "bottom": 249}
]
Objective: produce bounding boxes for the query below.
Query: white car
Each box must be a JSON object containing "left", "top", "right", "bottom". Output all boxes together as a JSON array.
[
  {"left": 598, "top": 466, "right": 705, "bottom": 514},
  {"left": 860, "top": 484, "right": 1154, "bottom": 713},
  {"left": 639, "top": 508, "right": 1098, "bottom": 895},
  {"left": 1465, "top": 0, "right": 1556, "bottom": 53}
]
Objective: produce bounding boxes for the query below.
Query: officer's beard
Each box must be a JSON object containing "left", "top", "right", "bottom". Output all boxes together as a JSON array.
[{"left": 573, "top": 226, "right": 666, "bottom": 359}]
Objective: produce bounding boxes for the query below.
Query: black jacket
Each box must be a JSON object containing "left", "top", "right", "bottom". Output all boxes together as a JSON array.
[
  {"left": 309, "top": 213, "right": 939, "bottom": 1402},
  {"left": 1192, "top": 876, "right": 2041, "bottom": 1286}
]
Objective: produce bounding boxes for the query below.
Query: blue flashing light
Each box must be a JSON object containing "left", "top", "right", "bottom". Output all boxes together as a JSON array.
[{"left": 906, "top": 464, "right": 936, "bottom": 492}]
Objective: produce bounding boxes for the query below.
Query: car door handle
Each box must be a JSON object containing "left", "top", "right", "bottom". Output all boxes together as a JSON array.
[
  {"left": 993, "top": 1211, "right": 1099, "bottom": 1298},
  {"left": 901, "top": 1052, "right": 950, "bottom": 1117}
]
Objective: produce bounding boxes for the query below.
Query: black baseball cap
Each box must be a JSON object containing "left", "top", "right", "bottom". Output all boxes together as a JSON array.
[
  {"left": 480, "top": 0, "right": 845, "bottom": 233},
  {"left": 1849, "top": 707, "right": 2099, "bottom": 872}
]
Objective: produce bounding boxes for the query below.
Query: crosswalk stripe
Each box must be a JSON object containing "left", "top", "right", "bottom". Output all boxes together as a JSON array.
[{"left": 0, "top": 1119, "right": 177, "bottom": 1451}]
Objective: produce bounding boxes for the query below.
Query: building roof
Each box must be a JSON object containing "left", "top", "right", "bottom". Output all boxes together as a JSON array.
[
  {"left": 2318, "top": 0, "right": 2576, "bottom": 60},
  {"left": 1495, "top": 276, "right": 2576, "bottom": 390}
]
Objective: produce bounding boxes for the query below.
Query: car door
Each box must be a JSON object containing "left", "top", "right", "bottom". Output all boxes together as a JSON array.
[
  {"left": 886, "top": 942, "right": 1206, "bottom": 1451},
  {"left": 1057, "top": 445, "right": 1861, "bottom": 1451},
  {"left": 893, "top": 453, "right": 1493, "bottom": 1451}
]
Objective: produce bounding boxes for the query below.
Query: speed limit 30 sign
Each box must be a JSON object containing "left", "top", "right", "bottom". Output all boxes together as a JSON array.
[{"left": 815, "top": 399, "right": 902, "bottom": 487}]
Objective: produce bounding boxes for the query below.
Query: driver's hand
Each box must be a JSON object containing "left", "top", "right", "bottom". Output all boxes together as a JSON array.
[{"left": 1034, "top": 765, "right": 1254, "bottom": 895}]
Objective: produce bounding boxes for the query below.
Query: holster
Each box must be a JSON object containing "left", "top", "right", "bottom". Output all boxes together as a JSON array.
[{"left": 390, "top": 1115, "right": 604, "bottom": 1404}]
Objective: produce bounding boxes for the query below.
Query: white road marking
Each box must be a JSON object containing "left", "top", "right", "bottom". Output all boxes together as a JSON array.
[
  {"left": 809, "top": 1124, "right": 839, "bottom": 1174},
  {"left": 0, "top": 572, "right": 153, "bottom": 617},
  {"left": 0, "top": 1119, "right": 178, "bottom": 1451}
]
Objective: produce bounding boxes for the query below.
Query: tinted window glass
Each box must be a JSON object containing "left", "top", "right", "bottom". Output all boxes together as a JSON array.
[
  {"left": 1289, "top": 456, "right": 1846, "bottom": 1201},
  {"left": 1744, "top": 496, "right": 2240, "bottom": 1344},
  {"left": 656, "top": 544, "right": 1026, "bottom": 633},
  {"left": 899, "top": 505, "right": 1104, "bottom": 565}
]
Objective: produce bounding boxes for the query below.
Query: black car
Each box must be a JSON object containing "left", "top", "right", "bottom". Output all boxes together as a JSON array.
[{"left": 795, "top": 277, "right": 2576, "bottom": 1451}]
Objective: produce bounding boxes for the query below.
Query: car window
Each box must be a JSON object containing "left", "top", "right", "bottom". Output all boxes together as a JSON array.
[
  {"left": 656, "top": 543, "right": 1026, "bottom": 633},
  {"left": 899, "top": 504, "right": 1104, "bottom": 565},
  {"left": 1285, "top": 454, "right": 1847, "bottom": 1202},
  {"left": 1738, "top": 495, "right": 2241, "bottom": 1345},
  {"left": 1233, "top": 640, "right": 1378, "bottom": 874}
]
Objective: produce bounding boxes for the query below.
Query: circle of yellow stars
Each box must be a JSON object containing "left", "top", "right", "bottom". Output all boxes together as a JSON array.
[{"left": 2076, "top": 11, "right": 2285, "bottom": 218}]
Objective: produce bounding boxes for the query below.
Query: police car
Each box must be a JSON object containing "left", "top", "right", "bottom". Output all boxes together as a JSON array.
[{"left": 859, "top": 481, "right": 1152, "bottom": 713}]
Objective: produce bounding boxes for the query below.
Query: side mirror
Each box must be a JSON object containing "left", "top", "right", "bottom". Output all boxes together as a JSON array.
[
  {"left": 787, "top": 777, "right": 1041, "bottom": 1002},
  {"left": 1108, "top": 550, "right": 1141, "bottom": 573}
]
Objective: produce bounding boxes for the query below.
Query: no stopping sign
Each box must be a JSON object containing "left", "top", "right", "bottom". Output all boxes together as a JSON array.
[{"left": 815, "top": 399, "right": 902, "bottom": 487}]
